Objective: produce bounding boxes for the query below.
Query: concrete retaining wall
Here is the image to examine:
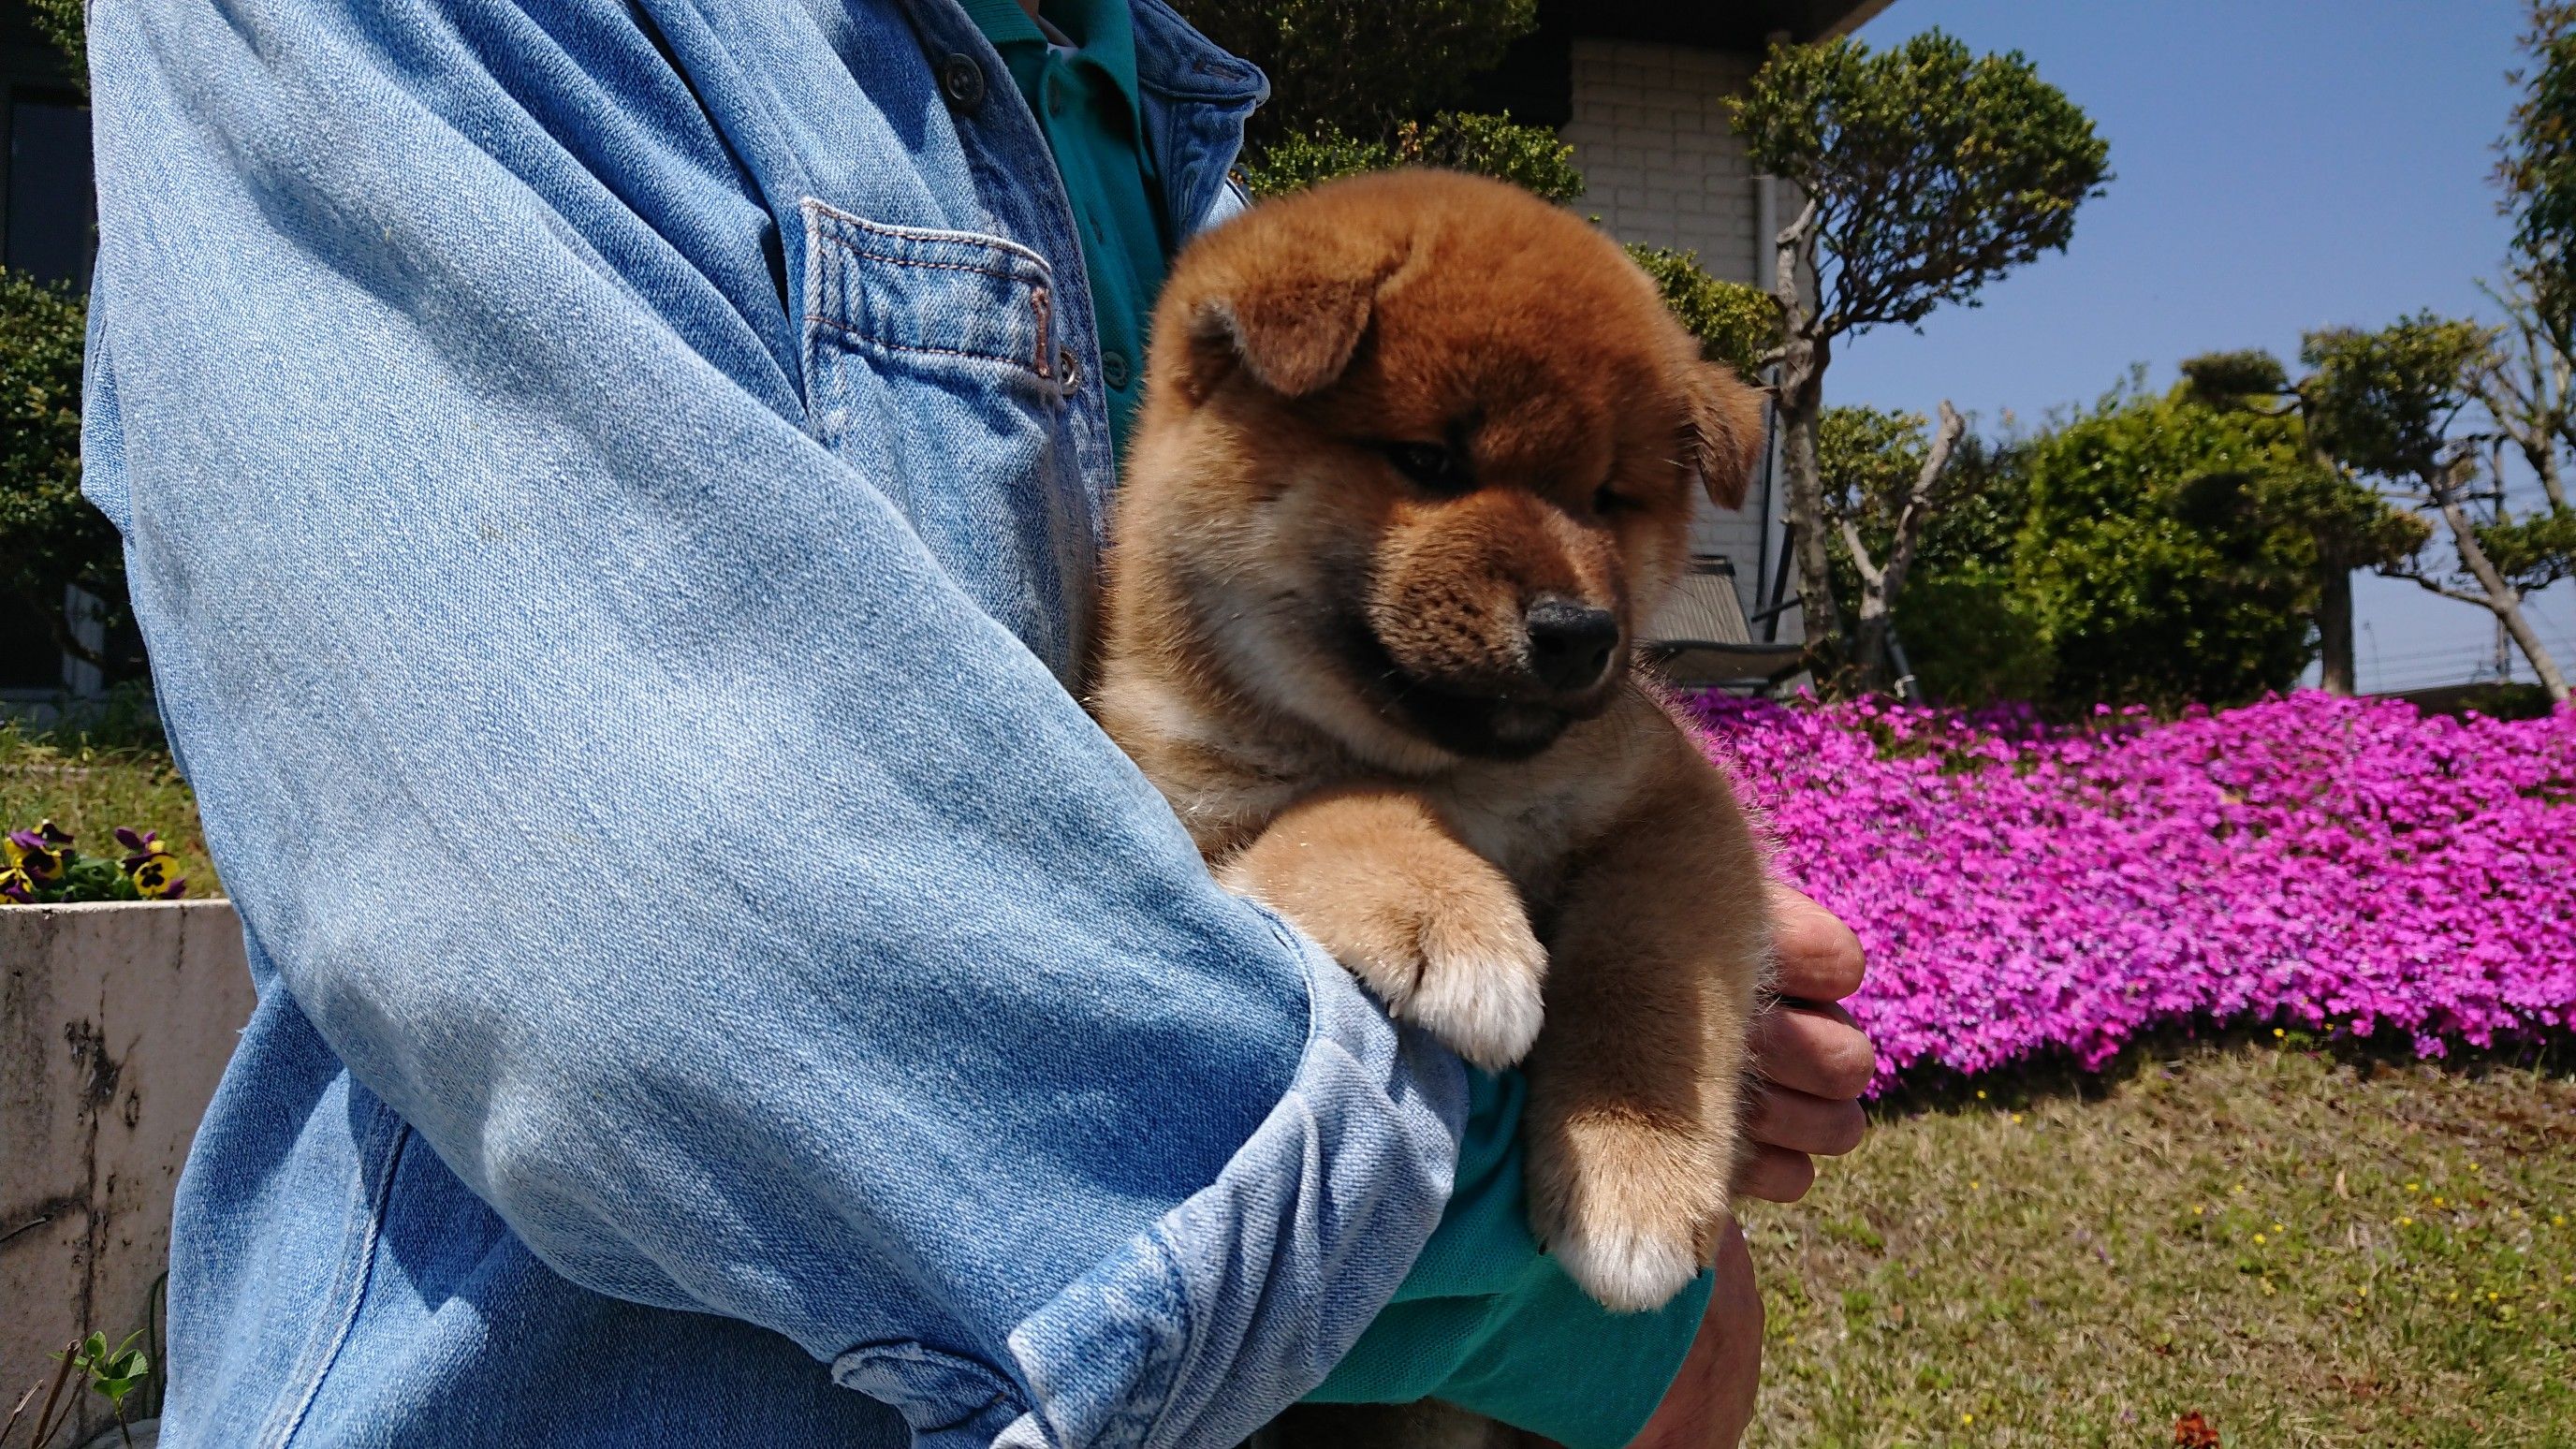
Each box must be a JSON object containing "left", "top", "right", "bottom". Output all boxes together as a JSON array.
[{"left": 1, "top": 901, "right": 251, "bottom": 1441}]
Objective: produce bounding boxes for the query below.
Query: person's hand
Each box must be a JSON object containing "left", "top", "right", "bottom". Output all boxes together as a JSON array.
[
  {"left": 1617, "top": 885, "right": 1873, "bottom": 1449},
  {"left": 1736, "top": 882, "right": 1873, "bottom": 1203}
]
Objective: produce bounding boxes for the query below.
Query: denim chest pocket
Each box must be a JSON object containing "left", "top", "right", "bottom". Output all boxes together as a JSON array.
[{"left": 800, "top": 198, "right": 1087, "bottom": 678}]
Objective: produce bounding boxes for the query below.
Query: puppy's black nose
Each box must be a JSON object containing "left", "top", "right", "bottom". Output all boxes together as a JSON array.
[{"left": 1524, "top": 597, "right": 1619, "bottom": 695}]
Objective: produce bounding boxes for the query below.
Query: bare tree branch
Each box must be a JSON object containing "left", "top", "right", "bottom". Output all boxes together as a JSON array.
[
  {"left": 2473, "top": 275, "right": 2575, "bottom": 513},
  {"left": 2386, "top": 569, "right": 2505, "bottom": 608},
  {"left": 2414, "top": 455, "right": 2570, "bottom": 700},
  {"left": 1772, "top": 194, "right": 1818, "bottom": 320},
  {"left": 1835, "top": 401, "right": 1967, "bottom": 697},
  {"left": 1879, "top": 400, "right": 1966, "bottom": 609},
  {"left": 1838, "top": 517, "right": 1884, "bottom": 588}
]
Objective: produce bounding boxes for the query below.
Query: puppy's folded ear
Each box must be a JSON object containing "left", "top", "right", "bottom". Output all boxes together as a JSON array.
[
  {"left": 1188, "top": 280, "right": 1375, "bottom": 399},
  {"left": 1159, "top": 221, "right": 1412, "bottom": 402},
  {"left": 1682, "top": 362, "right": 1768, "bottom": 511}
]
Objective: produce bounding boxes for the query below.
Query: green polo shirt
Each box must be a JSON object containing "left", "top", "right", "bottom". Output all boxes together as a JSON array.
[
  {"left": 960, "top": 5, "right": 1712, "bottom": 1442},
  {"left": 960, "top": 0, "right": 1168, "bottom": 448},
  {"left": 1302, "top": 1069, "right": 1716, "bottom": 1446}
]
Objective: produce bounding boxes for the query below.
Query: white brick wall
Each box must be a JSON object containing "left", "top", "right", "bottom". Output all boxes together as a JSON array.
[
  {"left": 1563, "top": 40, "right": 1764, "bottom": 285},
  {"left": 1564, "top": 39, "right": 1787, "bottom": 637},
  {"left": 1688, "top": 480, "right": 1768, "bottom": 568}
]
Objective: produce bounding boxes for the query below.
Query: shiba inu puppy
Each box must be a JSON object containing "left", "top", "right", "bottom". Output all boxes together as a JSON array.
[{"left": 1093, "top": 168, "right": 1774, "bottom": 1389}]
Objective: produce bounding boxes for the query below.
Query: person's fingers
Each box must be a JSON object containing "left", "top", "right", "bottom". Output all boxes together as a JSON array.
[
  {"left": 1766, "top": 881, "right": 1866, "bottom": 1002},
  {"left": 1734, "top": 1144, "right": 1819, "bottom": 1203},
  {"left": 1746, "top": 1084, "right": 1866, "bottom": 1158},
  {"left": 1753, "top": 1001, "right": 1876, "bottom": 1102}
]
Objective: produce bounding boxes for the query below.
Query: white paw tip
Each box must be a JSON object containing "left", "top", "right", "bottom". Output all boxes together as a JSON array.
[
  {"left": 1554, "top": 1224, "right": 1700, "bottom": 1314},
  {"left": 1406, "top": 960, "right": 1545, "bottom": 1071}
]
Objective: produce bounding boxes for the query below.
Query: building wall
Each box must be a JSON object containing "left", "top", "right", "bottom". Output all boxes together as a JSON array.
[
  {"left": 1563, "top": 39, "right": 1764, "bottom": 285},
  {"left": 1561, "top": 38, "right": 1790, "bottom": 638}
]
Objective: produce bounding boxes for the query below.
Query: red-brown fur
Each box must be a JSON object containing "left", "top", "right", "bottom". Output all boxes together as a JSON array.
[{"left": 1091, "top": 170, "right": 1775, "bottom": 1438}]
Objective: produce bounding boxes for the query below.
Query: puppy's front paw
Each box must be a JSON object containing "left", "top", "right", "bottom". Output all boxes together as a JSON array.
[
  {"left": 1549, "top": 1213, "right": 1708, "bottom": 1315},
  {"left": 1224, "top": 847, "right": 1546, "bottom": 1070},
  {"left": 1529, "top": 1112, "right": 1736, "bottom": 1313},
  {"left": 1216, "top": 803, "right": 1547, "bottom": 1071},
  {"left": 1396, "top": 895, "right": 1547, "bottom": 1071}
]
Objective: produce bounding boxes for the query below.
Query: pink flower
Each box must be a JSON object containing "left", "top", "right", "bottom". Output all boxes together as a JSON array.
[{"left": 1685, "top": 691, "right": 2576, "bottom": 1092}]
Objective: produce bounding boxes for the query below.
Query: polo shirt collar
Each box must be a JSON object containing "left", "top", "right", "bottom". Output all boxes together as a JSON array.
[{"left": 958, "top": 0, "right": 1150, "bottom": 135}]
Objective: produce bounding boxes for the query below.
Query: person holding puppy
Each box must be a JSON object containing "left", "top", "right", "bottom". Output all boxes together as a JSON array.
[{"left": 82, "top": 0, "right": 1872, "bottom": 1444}]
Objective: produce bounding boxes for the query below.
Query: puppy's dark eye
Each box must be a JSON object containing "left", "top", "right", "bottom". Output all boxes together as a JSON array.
[
  {"left": 1383, "top": 442, "right": 1461, "bottom": 491},
  {"left": 1592, "top": 484, "right": 1634, "bottom": 516}
]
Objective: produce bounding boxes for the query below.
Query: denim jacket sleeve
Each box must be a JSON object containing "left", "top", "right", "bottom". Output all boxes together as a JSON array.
[{"left": 81, "top": 2, "right": 1462, "bottom": 1444}]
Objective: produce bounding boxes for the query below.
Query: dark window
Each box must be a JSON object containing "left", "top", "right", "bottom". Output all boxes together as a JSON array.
[
  {"left": 0, "top": 66, "right": 99, "bottom": 692},
  {"left": 0, "top": 593, "right": 59, "bottom": 692},
  {"left": 7, "top": 91, "right": 90, "bottom": 286}
]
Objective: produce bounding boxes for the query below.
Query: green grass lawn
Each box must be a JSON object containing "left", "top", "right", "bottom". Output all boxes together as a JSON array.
[
  {"left": 0, "top": 722, "right": 220, "bottom": 897},
  {"left": 1748, "top": 1039, "right": 2576, "bottom": 1448}
]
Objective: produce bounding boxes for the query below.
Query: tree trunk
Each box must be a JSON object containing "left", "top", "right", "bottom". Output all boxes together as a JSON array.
[
  {"left": 2431, "top": 477, "right": 2571, "bottom": 703},
  {"left": 1841, "top": 402, "right": 1962, "bottom": 698},
  {"left": 2490, "top": 590, "right": 2569, "bottom": 702},
  {"left": 1850, "top": 603, "right": 1895, "bottom": 695},
  {"left": 2316, "top": 563, "right": 2356, "bottom": 695},
  {"left": 1775, "top": 338, "right": 1842, "bottom": 681},
  {"left": 1766, "top": 195, "right": 1849, "bottom": 688},
  {"left": 2486, "top": 586, "right": 2569, "bottom": 702}
]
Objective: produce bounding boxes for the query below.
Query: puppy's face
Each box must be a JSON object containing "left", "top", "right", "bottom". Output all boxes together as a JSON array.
[{"left": 1124, "top": 170, "right": 1764, "bottom": 768}]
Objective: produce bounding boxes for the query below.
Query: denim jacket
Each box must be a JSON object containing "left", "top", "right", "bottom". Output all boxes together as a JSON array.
[{"left": 82, "top": 1, "right": 1469, "bottom": 1444}]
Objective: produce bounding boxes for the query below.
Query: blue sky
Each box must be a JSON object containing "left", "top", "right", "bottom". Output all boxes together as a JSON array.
[{"left": 1843, "top": 0, "right": 2575, "bottom": 694}]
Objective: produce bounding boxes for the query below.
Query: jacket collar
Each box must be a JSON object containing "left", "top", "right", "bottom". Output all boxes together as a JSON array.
[{"left": 1127, "top": 0, "right": 1266, "bottom": 108}]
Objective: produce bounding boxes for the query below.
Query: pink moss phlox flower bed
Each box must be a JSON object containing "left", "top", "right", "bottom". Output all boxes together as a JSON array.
[{"left": 1686, "top": 691, "right": 2576, "bottom": 1093}]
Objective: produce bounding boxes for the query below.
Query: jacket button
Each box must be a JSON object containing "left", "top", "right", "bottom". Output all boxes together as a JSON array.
[
  {"left": 1100, "top": 350, "right": 1132, "bottom": 388},
  {"left": 1057, "top": 347, "right": 1081, "bottom": 390},
  {"left": 938, "top": 53, "right": 987, "bottom": 109}
]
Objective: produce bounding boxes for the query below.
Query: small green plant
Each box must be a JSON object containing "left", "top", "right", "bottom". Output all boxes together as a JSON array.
[
  {"left": 0, "top": 818, "right": 187, "bottom": 903},
  {"left": 69, "top": 1333, "right": 148, "bottom": 1446},
  {"left": 25, "top": 0, "right": 80, "bottom": 94},
  {"left": 4, "top": 1330, "right": 150, "bottom": 1449},
  {"left": 0, "top": 272, "right": 132, "bottom": 686}
]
